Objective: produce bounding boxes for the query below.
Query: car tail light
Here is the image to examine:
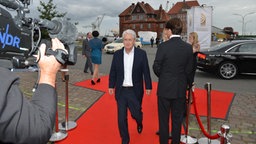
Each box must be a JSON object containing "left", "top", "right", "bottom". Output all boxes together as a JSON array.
[{"left": 197, "top": 53, "right": 206, "bottom": 59}]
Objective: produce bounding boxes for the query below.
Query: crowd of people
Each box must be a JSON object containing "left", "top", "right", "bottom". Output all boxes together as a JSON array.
[{"left": 0, "top": 17, "right": 200, "bottom": 144}]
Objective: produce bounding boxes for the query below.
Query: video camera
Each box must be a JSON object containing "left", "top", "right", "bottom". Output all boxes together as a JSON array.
[{"left": 0, "top": 0, "right": 78, "bottom": 69}]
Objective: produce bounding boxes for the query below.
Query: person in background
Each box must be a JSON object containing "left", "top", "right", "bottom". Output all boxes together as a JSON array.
[
  {"left": 188, "top": 32, "right": 200, "bottom": 83},
  {"left": 155, "top": 37, "right": 160, "bottom": 48},
  {"left": 153, "top": 18, "right": 193, "bottom": 144},
  {"left": 82, "top": 32, "right": 93, "bottom": 75},
  {"left": 150, "top": 36, "right": 154, "bottom": 47},
  {"left": 0, "top": 38, "right": 66, "bottom": 144},
  {"left": 89, "top": 30, "right": 103, "bottom": 85},
  {"left": 108, "top": 29, "right": 152, "bottom": 144}
]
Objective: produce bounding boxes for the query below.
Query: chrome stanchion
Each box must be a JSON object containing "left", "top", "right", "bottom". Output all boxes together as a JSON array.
[
  {"left": 219, "top": 125, "right": 232, "bottom": 144},
  {"left": 59, "top": 68, "right": 77, "bottom": 131},
  {"left": 180, "top": 86, "right": 197, "bottom": 144},
  {"left": 49, "top": 81, "right": 67, "bottom": 142},
  {"left": 198, "top": 82, "right": 219, "bottom": 144},
  {"left": 49, "top": 110, "right": 68, "bottom": 141}
]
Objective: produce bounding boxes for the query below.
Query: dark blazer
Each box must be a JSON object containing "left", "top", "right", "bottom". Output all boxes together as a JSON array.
[
  {"left": 0, "top": 67, "right": 57, "bottom": 144},
  {"left": 82, "top": 38, "right": 91, "bottom": 56},
  {"left": 153, "top": 37, "right": 193, "bottom": 99},
  {"left": 109, "top": 47, "right": 152, "bottom": 101}
]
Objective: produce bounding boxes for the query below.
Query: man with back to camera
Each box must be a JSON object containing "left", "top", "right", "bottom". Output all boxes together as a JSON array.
[
  {"left": 153, "top": 18, "right": 193, "bottom": 144},
  {"left": 108, "top": 29, "right": 152, "bottom": 144},
  {"left": 0, "top": 38, "right": 66, "bottom": 144}
]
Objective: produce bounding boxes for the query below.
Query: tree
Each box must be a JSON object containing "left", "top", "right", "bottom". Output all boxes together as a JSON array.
[
  {"left": 37, "top": 0, "right": 66, "bottom": 20},
  {"left": 37, "top": 0, "right": 66, "bottom": 38}
]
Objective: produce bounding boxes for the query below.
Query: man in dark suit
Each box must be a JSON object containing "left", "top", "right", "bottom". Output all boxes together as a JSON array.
[
  {"left": 153, "top": 18, "right": 193, "bottom": 144},
  {"left": 0, "top": 38, "right": 66, "bottom": 144},
  {"left": 108, "top": 29, "right": 152, "bottom": 144},
  {"left": 82, "top": 32, "right": 93, "bottom": 75}
]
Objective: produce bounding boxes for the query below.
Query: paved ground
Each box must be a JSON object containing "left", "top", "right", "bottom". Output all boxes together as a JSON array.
[{"left": 15, "top": 47, "right": 255, "bottom": 144}]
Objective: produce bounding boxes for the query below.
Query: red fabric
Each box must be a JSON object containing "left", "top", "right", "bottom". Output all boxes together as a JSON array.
[
  {"left": 56, "top": 76, "right": 234, "bottom": 144},
  {"left": 192, "top": 91, "right": 221, "bottom": 139}
]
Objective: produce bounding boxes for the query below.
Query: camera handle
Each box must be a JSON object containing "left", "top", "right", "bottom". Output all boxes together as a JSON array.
[
  {"left": 40, "top": 39, "right": 68, "bottom": 65},
  {"left": 46, "top": 48, "right": 68, "bottom": 65}
]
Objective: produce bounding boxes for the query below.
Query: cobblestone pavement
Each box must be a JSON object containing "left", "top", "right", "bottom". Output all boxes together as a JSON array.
[{"left": 16, "top": 54, "right": 255, "bottom": 144}]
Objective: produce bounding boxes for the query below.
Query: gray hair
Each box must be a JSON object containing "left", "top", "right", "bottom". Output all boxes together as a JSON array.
[{"left": 122, "top": 29, "right": 136, "bottom": 40}]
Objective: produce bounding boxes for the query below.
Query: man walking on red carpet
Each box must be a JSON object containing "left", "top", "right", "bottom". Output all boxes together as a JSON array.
[
  {"left": 108, "top": 29, "right": 152, "bottom": 144},
  {"left": 153, "top": 18, "right": 193, "bottom": 144}
]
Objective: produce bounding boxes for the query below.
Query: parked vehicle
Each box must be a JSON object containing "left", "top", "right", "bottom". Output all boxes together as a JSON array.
[
  {"left": 197, "top": 40, "right": 256, "bottom": 79},
  {"left": 104, "top": 38, "right": 142, "bottom": 54}
]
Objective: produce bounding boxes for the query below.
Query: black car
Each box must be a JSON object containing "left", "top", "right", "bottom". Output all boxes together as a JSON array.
[{"left": 197, "top": 40, "right": 256, "bottom": 79}]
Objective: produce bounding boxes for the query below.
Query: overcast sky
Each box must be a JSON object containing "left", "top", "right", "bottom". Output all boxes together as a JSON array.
[{"left": 5, "top": 0, "right": 256, "bottom": 35}]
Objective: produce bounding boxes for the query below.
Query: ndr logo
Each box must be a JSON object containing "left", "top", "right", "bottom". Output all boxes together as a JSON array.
[{"left": 0, "top": 24, "right": 20, "bottom": 49}]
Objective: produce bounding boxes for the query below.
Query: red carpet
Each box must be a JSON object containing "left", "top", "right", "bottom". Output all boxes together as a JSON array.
[{"left": 56, "top": 75, "right": 235, "bottom": 144}]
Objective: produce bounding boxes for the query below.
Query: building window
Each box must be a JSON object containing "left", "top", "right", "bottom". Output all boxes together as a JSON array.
[
  {"left": 133, "top": 24, "right": 136, "bottom": 29},
  {"left": 148, "top": 23, "right": 151, "bottom": 29},
  {"left": 160, "top": 24, "right": 164, "bottom": 28},
  {"left": 132, "top": 15, "right": 136, "bottom": 20},
  {"left": 140, "top": 24, "right": 143, "bottom": 29},
  {"left": 139, "top": 14, "right": 144, "bottom": 20}
]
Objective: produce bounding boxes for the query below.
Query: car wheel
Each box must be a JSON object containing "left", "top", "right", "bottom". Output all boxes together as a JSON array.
[{"left": 218, "top": 62, "right": 237, "bottom": 79}]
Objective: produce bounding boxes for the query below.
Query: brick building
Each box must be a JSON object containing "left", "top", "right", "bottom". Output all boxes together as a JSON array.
[
  {"left": 119, "top": 1, "right": 200, "bottom": 38},
  {"left": 167, "top": 0, "right": 200, "bottom": 36},
  {"left": 119, "top": 1, "right": 169, "bottom": 38}
]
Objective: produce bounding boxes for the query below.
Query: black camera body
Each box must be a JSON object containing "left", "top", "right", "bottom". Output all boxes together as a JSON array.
[
  {"left": 0, "top": 6, "right": 32, "bottom": 68},
  {"left": 0, "top": 0, "right": 78, "bottom": 69}
]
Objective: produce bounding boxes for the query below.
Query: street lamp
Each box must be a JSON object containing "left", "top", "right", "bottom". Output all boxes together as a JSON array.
[
  {"left": 244, "top": 20, "right": 252, "bottom": 35},
  {"left": 233, "top": 12, "right": 255, "bottom": 35}
]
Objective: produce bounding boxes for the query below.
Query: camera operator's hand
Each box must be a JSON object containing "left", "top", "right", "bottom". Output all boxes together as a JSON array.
[{"left": 37, "top": 38, "right": 65, "bottom": 87}]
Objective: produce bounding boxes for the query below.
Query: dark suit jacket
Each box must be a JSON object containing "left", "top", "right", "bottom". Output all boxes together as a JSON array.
[
  {"left": 82, "top": 38, "right": 91, "bottom": 56},
  {"left": 153, "top": 37, "right": 193, "bottom": 99},
  {"left": 0, "top": 67, "right": 57, "bottom": 144},
  {"left": 109, "top": 47, "right": 152, "bottom": 101}
]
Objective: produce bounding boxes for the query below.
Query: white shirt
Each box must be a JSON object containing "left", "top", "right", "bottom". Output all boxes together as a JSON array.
[
  {"left": 169, "top": 35, "right": 181, "bottom": 39},
  {"left": 122, "top": 47, "right": 134, "bottom": 87}
]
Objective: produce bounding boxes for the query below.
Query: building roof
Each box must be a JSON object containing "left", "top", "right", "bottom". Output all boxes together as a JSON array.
[
  {"left": 119, "top": 1, "right": 169, "bottom": 21},
  {"left": 155, "top": 5, "right": 170, "bottom": 21},
  {"left": 119, "top": 1, "right": 155, "bottom": 16},
  {"left": 212, "top": 26, "right": 224, "bottom": 34},
  {"left": 168, "top": 0, "right": 200, "bottom": 14}
]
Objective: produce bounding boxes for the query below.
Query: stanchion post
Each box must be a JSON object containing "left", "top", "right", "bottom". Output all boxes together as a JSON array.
[
  {"left": 49, "top": 82, "right": 67, "bottom": 142},
  {"left": 198, "top": 82, "right": 220, "bottom": 144},
  {"left": 219, "top": 124, "right": 232, "bottom": 144},
  {"left": 59, "top": 68, "right": 77, "bottom": 131},
  {"left": 206, "top": 82, "right": 212, "bottom": 141},
  {"left": 180, "top": 86, "right": 198, "bottom": 144}
]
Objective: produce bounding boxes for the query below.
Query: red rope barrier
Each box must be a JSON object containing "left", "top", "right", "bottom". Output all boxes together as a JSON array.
[{"left": 192, "top": 91, "right": 220, "bottom": 139}]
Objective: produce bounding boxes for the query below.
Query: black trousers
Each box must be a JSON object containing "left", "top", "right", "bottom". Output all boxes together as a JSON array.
[
  {"left": 158, "top": 96, "right": 186, "bottom": 144},
  {"left": 84, "top": 53, "right": 93, "bottom": 73},
  {"left": 116, "top": 87, "right": 142, "bottom": 144}
]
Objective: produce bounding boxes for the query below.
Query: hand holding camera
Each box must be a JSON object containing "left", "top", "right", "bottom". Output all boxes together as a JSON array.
[{"left": 37, "top": 38, "right": 67, "bottom": 87}]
